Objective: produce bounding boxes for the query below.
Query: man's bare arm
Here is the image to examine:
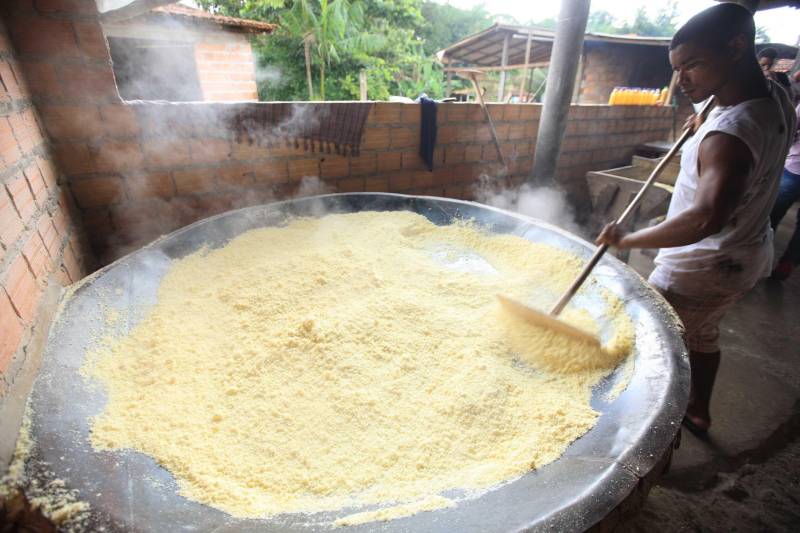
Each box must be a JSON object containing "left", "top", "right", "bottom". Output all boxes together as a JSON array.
[{"left": 596, "top": 131, "right": 752, "bottom": 249}]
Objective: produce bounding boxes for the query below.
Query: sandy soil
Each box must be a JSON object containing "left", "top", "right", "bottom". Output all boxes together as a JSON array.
[{"left": 623, "top": 437, "right": 800, "bottom": 532}]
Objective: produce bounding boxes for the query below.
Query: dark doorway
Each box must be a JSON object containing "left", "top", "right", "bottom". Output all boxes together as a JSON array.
[{"left": 108, "top": 37, "right": 203, "bottom": 101}]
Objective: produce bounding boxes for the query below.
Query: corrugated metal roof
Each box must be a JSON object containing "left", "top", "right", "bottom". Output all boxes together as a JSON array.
[{"left": 437, "top": 24, "right": 670, "bottom": 67}]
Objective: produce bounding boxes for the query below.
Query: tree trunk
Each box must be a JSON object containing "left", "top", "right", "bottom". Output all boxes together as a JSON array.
[
  {"left": 320, "top": 62, "right": 326, "bottom": 101},
  {"left": 304, "top": 35, "right": 314, "bottom": 100}
]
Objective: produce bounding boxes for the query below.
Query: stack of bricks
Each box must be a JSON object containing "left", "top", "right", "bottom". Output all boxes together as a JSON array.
[
  {"left": 194, "top": 39, "right": 259, "bottom": 101},
  {"left": 0, "top": 19, "right": 91, "bottom": 388},
  {"left": 2, "top": 0, "right": 673, "bottom": 269}
]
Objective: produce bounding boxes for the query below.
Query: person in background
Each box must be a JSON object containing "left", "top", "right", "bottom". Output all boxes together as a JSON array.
[
  {"left": 769, "top": 69, "right": 800, "bottom": 281},
  {"left": 758, "top": 47, "right": 791, "bottom": 89},
  {"left": 596, "top": 4, "right": 795, "bottom": 435}
]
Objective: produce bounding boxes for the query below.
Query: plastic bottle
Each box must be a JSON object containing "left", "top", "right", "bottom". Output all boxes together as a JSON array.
[
  {"left": 658, "top": 87, "right": 669, "bottom": 105},
  {"left": 608, "top": 87, "right": 619, "bottom": 105}
]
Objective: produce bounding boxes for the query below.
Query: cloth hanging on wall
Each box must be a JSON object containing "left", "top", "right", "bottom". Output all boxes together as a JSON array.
[
  {"left": 227, "top": 102, "right": 373, "bottom": 156},
  {"left": 418, "top": 97, "right": 437, "bottom": 171}
]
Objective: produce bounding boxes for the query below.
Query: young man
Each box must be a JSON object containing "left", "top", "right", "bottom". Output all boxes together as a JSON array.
[{"left": 596, "top": 4, "right": 795, "bottom": 434}]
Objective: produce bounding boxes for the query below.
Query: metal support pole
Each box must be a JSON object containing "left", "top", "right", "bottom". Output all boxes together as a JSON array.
[
  {"left": 497, "top": 33, "right": 510, "bottom": 102},
  {"left": 530, "top": 0, "right": 591, "bottom": 185}
]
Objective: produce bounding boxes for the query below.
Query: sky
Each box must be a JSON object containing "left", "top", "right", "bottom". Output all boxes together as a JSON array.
[{"left": 442, "top": 0, "right": 800, "bottom": 46}]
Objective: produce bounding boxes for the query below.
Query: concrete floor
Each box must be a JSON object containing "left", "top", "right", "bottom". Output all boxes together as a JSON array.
[{"left": 622, "top": 207, "right": 800, "bottom": 531}]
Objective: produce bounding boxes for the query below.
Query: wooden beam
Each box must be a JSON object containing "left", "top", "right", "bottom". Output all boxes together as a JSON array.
[
  {"left": 519, "top": 31, "right": 533, "bottom": 100},
  {"left": 571, "top": 49, "right": 584, "bottom": 103},
  {"left": 444, "top": 62, "right": 549, "bottom": 73}
]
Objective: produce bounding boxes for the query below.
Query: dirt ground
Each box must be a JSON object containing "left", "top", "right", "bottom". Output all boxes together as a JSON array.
[{"left": 621, "top": 209, "right": 800, "bottom": 532}]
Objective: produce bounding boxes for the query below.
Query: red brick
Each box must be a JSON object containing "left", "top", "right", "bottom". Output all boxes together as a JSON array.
[
  {"left": 0, "top": 59, "right": 22, "bottom": 98},
  {"left": 22, "top": 230, "right": 50, "bottom": 279},
  {"left": 8, "top": 112, "right": 33, "bottom": 153},
  {"left": 100, "top": 105, "right": 140, "bottom": 138},
  {"left": 320, "top": 156, "right": 349, "bottom": 179},
  {"left": 71, "top": 175, "right": 124, "bottom": 208},
  {"left": 365, "top": 176, "right": 389, "bottom": 192},
  {"left": 437, "top": 125, "right": 457, "bottom": 145},
  {"left": 73, "top": 21, "right": 108, "bottom": 60},
  {"left": 254, "top": 161, "right": 288, "bottom": 184},
  {"left": 377, "top": 151, "right": 402, "bottom": 172},
  {"left": 399, "top": 104, "right": 420, "bottom": 125},
  {"left": 62, "top": 240, "right": 83, "bottom": 282},
  {"left": 37, "top": 156, "right": 58, "bottom": 191},
  {"left": 11, "top": 17, "right": 80, "bottom": 58},
  {"left": 217, "top": 165, "right": 255, "bottom": 188},
  {"left": 51, "top": 204, "right": 69, "bottom": 237},
  {"left": 5, "top": 254, "right": 40, "bottom": 323},
  {"left": 41, "top": 104, "right": 103, "bottom": 139},
  {"left": 400, "top": 151, "right": 423, "bottom": 171},
  {"left": 173, "top": 168, "right": 216, "bottom": 195},
  {"left": 0, "top": 290, "right": 23, "bottom": 372},
  {"left": 54, "top": 142, "right": 94, "bottom": 174},
  {"left": 350, "top": 153, "right": 377, "bottom": 176},
  {"left": 34, "top": 0, "right": 98, "bottom": 15},
  {"left": 387, "top": 172, "right": 413, "bottom": 191},
  {"left": 38, "top": 214, "right": 60, "bottom": 257},
  {"left": 7, "top": 173, "right": 37, "bottom": 225},
  {"left": 56, "top": 64, "right": 119, "bottom": 100},
  {"left": 23, "top": 162, "right": 48, "bottom": 208},
  {"left": 0, "top": 188, "right": 24, "bottom": 248},
  {"left": 143, "top": 138, "right": 190, "bottom": 168},
  {"left": 390, "top": 127, "right": 416, "bottom": 149},
  {"left": 361, "top": 127, "right": 391, "bottom": 151},
  {"left": 465, "top": 144, "right": 482, "bottom": 162},
  {"left": 0, "top": 118, "right": 21, "bottom": 166},
  {"left": 445, "top": 145, "right": 466, "bottom": 165},
  {"left": 337, "top": 177, "right": 365, "bottom": 193},
  {"left": 92, "top": 140, "right": 143, "bottom": 173},
  {"left": 126, "top": 172, "right": 175, "bottom": 199},
  {"left": 189, "top": 138, "right": 231, "bottom": 164},
  {"left": 288, "top": 158, "right": 319, "bottom": 180},
  {"left": 372, "top": 103, "right": 402, "bottom": 123}
]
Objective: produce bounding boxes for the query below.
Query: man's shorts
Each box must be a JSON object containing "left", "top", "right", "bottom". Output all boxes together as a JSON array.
[{"left": 649, "top": 267, "right": 748, "bottom": 354}]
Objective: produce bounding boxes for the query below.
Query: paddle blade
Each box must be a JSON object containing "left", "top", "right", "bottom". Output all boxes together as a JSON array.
[{"left": 496, "top": 295, "right": 601, "bottom": 348}]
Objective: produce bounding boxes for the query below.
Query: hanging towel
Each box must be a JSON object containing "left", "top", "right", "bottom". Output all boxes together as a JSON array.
[{"left": 418, "top": 97, "right": 437, "bottom": 171}]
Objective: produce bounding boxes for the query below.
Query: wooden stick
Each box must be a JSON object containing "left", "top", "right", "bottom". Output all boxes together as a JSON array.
[
  {"left": 468, "top": 72, "right": 507, "bottom": 170},
  {"left": 548, "top": 96, "right": 716, "bottom": 316}
]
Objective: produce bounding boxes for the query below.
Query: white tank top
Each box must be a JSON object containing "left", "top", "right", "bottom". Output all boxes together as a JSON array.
[{"left": 652, "top": 81, "right": 796, "bottom": 291}]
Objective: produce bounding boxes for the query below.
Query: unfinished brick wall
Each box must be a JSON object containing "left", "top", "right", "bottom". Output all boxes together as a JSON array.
[
  {"left": 2, "top": 0, "right": 673, "bottom": 268},
  {"left": 0, "top": 18, "right": 91, "bottom": 388},
  {"left": 194, "top": 38, "right": 259, "bottom": 102},
  {"left": 579, "top": 42, "right": 673, "bottom": 104}
]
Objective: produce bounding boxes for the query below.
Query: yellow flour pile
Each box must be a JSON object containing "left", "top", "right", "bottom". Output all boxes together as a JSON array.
[{"left": 84, "top": 211, "right": 634, "bottom": 522}]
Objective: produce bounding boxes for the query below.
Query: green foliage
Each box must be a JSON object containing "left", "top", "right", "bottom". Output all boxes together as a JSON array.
[{"left": 418, "top": 2, "right": 493, "bottom": 56}]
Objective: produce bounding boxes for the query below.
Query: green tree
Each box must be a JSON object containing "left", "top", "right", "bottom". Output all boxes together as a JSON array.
[{"left": 418, "top": 2, "right": 493, "bottom": 56}]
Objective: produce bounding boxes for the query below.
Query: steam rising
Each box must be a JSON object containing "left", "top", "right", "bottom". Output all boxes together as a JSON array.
[{"left": 472, "top": 175, "right": 581, "bottom": 235}]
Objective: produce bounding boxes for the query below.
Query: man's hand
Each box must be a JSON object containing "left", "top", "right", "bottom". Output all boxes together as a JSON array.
[
  {"left": 595, "top": 222, "right": 630, "bottom": 248},
  {"left": 684, "top": 112, "right": 703, "bottom": 134}
]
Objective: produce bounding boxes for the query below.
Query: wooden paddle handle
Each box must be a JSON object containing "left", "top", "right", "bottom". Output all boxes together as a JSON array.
[{"left": 548, "top": 97, "right": 716, "bottom": 317}]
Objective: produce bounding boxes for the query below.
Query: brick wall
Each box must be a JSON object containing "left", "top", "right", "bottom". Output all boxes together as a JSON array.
[
  {"left": 0, "top": 18, "right": 91, "bottom": 390},
  {"left": 194, "top": 37, "right": 258, "bottom": 102},
  {"left": 2, "top": 0, "right": 673, "bottom": 268}
]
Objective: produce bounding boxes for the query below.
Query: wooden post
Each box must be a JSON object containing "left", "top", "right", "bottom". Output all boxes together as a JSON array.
[
  {"left": 359, "top": 69, "right": 367, "bottom": 101},
  {"left": 665, "top": 70, "right": 679, "bottom": 105},
  {"left": 519, "top": 31, "right": 533, "bottom": 100},
  {"left": 571, "top": 49, "right": 584, "bottom": 103},
  {"left": 497, "top": 32, "right": 510, "bottom": 102},
  {"left": 446, "top": 70, "right": 453, "bottom": 97}
]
